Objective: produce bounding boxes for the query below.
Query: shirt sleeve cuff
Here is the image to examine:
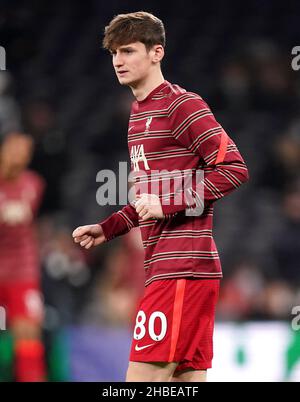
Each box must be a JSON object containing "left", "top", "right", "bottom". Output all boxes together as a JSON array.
[{"left": 98, "top": 213, "right": 127, "bottom": 242}]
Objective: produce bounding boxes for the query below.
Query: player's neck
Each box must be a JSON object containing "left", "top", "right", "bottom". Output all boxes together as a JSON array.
[
  {"left": 0, "top": 166, "right": 20, "bottom": 181},
  {"left": 131, "top": 71, "right": 165, "bottom": 102}
]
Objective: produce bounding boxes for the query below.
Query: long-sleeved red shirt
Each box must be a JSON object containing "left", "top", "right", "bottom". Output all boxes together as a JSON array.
[{"left": 100, "top": 81, "right": 249, "bottom": 286}]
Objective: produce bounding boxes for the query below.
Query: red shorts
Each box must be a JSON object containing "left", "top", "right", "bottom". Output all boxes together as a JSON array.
[
  {"left": 129, "top": 278, "right": 220, "bottom": 372},
  {"left": 0, "top": 282, "right": 44, "bottom": 324}
]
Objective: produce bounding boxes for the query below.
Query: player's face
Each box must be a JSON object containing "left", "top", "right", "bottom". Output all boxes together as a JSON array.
[
  {"left": 111, "top": 42, "right": 159, "bottom": 87},
  {"left": 0, "top": 134, "right": 33, "bottom": 179}
]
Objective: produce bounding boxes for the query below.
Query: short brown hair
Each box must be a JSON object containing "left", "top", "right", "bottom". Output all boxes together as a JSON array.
[{"left": 103, "top": 11, "right": 166, "bottom": 52}]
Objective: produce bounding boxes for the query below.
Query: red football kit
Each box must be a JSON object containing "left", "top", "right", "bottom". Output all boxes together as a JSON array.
[
  {"left": 129, "top": 278, "right": 220, "bottom": 371},
  {"left": 0, "top": 170, "right": 45, "bottom": 323},
  {"left": 99, "top": 81, "right": 249, "bottom": 369}
]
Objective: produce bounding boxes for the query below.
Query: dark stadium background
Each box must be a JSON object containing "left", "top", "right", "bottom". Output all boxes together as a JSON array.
[{"left": 0, "top": 0, "right": 299, "bottom": 381}]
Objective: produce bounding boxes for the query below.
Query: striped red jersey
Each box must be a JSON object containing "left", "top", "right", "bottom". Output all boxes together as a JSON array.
[
  {"left": 0, "top": 170, "right": 45, "bottom": 283},
  {"left": 100, "top": 81, "right": 249, "bottom": 286}
]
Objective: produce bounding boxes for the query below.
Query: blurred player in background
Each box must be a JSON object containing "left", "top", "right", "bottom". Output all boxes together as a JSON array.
[
  {"left": 0, "top": 132, "right": 46, "bottom": 381},
  {"left": 98, "top": 228, "right": 145, "bottom": 325},
  {"left": 73, "top": 12, "right": 249, "bottom": 382}
]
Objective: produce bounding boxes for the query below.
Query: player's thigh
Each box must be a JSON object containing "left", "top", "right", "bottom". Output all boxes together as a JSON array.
[
  {"left": 8, "top": 282, "right": 44, "bottom": 339},
  {"left": 10, "top": 317, "right": 42, "bottom": 340},
  {"left": 126, "top": 361, "right": 178, "bottom": 382},
  {"left": 171, "top": 369, "right": 207, "bottom": 382},
  {"left": 129, "top": 280, "right": 181, "bottom": 367}
]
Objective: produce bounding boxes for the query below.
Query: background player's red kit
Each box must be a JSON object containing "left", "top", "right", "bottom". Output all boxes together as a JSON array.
[{"left": 0, "top": 170, "right": 45, "bottom": 322}]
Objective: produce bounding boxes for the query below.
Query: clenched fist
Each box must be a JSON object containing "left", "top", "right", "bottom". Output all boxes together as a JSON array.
[
  {"left": 72, "top": 224, "right": 106, "bottom": 249},
  {"left": 134, "top": 193, "right": 164, "bottom": 221}
]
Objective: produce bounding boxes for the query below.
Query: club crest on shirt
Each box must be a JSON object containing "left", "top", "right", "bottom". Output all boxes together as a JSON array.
[
  {"left": 145, "top": 116, "right": 152, "bottom": 133},
  {"left": 130, "top": 144, "right": 150, "bottom": 172}
]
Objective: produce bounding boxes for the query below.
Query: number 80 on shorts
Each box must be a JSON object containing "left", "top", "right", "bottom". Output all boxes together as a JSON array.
[{"left": 133, "top": 310, "right": 167, "bottom": 341}]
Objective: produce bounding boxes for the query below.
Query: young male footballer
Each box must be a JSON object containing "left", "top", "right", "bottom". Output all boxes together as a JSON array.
[
  {"left": 73, "top": 11, "right": 249, "bottom": 382},
  {"left": 0, "top": 132, "right": 45, "bottom": 381}
]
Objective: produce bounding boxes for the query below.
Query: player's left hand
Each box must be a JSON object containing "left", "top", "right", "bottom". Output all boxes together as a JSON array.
[{"left": 134, "top": 193, "right": 164, "bottom": 220}]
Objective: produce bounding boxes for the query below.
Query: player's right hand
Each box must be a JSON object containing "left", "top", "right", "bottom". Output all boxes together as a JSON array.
[{"left": 72, "top": 224, "right": 106, "bottom": 249}]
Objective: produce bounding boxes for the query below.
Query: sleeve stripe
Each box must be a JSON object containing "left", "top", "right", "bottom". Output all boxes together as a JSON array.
[
  {"left": 215, "top": 130, "right": 228, "bottom": 164},
  {"left": 217, "top": 169, "right": 241, "bottom": 188},
  {"left": 117, "top": 211, "right": 135, "bottom": 230},
  {"left": 168, "top": 93, "right": 202, "bottom": 116},
  {"left": 205, "top": 144, "right": 238, "bottom": 165},
  {"left": 190, "top": 128, "right": 222, "bottom": 152},
  {"left": 204, "top": 178, "right": 224, "bottom": 199},
  {"left": 221, "top": 168, "right": 243, "bottom": 186},
  {"left": 173, "top": 110, "right": 213, "bottom": 139}
]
